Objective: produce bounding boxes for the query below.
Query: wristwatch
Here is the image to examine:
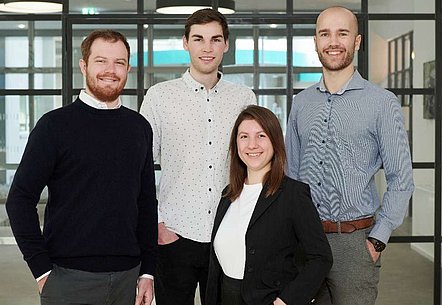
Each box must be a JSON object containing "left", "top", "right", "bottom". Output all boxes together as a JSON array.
[{"left": 368, "top": 237, "right": 386, "bottom": 252}]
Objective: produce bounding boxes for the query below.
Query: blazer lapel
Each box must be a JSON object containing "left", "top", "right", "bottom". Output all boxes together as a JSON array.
[{"left": 247, "top": 184, "right": 282, "bottom": 229}]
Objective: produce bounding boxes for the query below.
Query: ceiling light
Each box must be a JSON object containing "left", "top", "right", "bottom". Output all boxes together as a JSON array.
[
  {"left": 17, "top": 23, "right": 26, "bottom": 28},
  {"left": 0, "top": 0, "right": 62, "bottom": 13},
  {"left": 156, "top": 0, "right": 235, "bottom": 14}
]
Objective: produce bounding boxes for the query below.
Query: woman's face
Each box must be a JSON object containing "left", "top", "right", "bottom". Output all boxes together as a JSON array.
[{"left": 237, "top": 119, "right": 274, "bottom": 178}]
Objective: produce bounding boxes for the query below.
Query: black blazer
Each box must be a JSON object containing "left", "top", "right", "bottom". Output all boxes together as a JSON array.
[{"left": 206, "top": 176, "right": 332, "bottom": 305}]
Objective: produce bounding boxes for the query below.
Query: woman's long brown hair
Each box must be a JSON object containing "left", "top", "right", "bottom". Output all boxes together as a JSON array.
[{"left": 225, "top": 105, "right": 286, "bottom": 201}]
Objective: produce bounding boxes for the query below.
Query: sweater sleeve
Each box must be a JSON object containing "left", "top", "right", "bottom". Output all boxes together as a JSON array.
[
  {"left": 137, "top": 122, "right": 158, "bottom": 276},
  {"left": 6, "top": 116, "right": 57, "bottom": 279}
]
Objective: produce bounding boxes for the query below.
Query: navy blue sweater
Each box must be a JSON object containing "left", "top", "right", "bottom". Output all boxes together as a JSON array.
[{"left": 6, "top": 99, "right": 158, "bottom": 278}]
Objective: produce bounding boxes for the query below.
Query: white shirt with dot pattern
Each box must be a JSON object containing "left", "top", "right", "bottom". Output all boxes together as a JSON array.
[{"left": 140, "top": 70, "right": 256, "bottom": 242}]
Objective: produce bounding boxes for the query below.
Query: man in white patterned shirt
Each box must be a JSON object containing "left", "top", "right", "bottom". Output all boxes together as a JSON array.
[{"left": 140, "top": 8, "right": 256, "bottom": 305}]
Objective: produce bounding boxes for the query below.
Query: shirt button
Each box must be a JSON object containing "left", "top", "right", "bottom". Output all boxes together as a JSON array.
[
  {"left": 207, "top": 98, "right": 210, "bottom": 102},
  {"left": 209, "top": 165, "right": 212, "bottom": 169},
  {"left": 247, "top": 266, "right": 254, "bottom": 273},
  {"left": 249, "top": 248, "right": 255, "bottom": 255},
  {"left": 319, "top": 161, "right": 323, "bottom": 165},
  {"left": 215, "top": 90, "right": 218, "bottom": 93},
  {"left": 317, "top": 204, "right": 320, "bottom": 208},
  {"left": 208, "top": 210, "right": 212, "bottom": 214},
  {"left": 194, "top": 88, "right": 198, "bottom": 92},
  {"left": 317, "top": 182, "right": 321, "bottom": 186},
  {"left": 324, "top": 119, "right": 327, "bottom": 122},
  {"left": 201, "top": 86, "right": 204, "bottom": 90},
  {"left": 208, "top": 119, "right": 212, "bottom": 122},
  {"left": 209, "top": 141, "right": 212, "bottom": 145},
  {"left": 322, "top": 140, "right": 325, "bottom": 144},
  {"left": 208, "top": 188, "right": 212, "bottom": 192}
]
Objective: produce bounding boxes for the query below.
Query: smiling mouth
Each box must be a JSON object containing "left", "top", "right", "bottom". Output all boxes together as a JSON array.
[
  {"left": 247, "top": 153, "right": 262, "bottom": 157},
  {"left": 200, "top": 56, "right": 215, "bottom": 61},
  {"left": 325, "top": 49, "right": 344, "bottom": 56}
]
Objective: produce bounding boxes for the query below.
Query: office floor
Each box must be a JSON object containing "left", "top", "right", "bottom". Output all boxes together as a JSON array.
[{"left": 0, "top": 242, "right": 434, "bottom": 305}]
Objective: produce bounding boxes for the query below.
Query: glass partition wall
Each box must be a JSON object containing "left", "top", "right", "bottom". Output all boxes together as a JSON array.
[{"left": 0, "top": 0, "right": 440, "bottom": 304}]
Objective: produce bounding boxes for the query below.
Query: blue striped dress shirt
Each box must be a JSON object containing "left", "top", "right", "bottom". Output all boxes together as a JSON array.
[{"left": 285, "top": 70, "right": 414, "bottom": 243}]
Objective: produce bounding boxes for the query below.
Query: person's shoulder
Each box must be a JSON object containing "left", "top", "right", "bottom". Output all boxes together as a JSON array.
[
  {"left": 296, "top": 83, "right": 319, "bottom": 98},
  {"left": 39, "top": 101, "right": 78, "bottom": 122},
  {"left": 147, "top": 78, "right": 183, "bottom": 92},
  {"left": 121, "top": 106, "right": 152, "bottom": 127},
  {"left": 362, "top": 78, "right": 397, "bottom": 101}
]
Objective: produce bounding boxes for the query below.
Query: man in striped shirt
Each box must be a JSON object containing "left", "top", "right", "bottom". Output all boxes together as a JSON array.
[{"left": 285, "top": 6, "right": 414, "bottom": 305}]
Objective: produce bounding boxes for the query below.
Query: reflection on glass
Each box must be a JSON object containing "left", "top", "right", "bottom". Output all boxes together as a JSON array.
[
  {"left": 223, "top": 73, "right": 253, "bottom": 88},
  {"left": 5, "top": 37, "right": 28, "bottom": 68},
  {"left": 236, "top": 37, "right": 253, "bottom": 65},
  {"left": 34, "top": 74, "right": 62, "bottom": 90},
  {"left": 410, "top": 96, "right": 435, "bottom": 163},
  {"left": 293, "top": 36, "right": 320, "bottom": 67},
  {"left": 69, "top": 2, "right": 137, "bottom": 14},
  {"left": 259, "top": 73, "right": 286, "bottom": 89},
  {"left": 258, "top": 95, "right": 287, "bottom": 133},
  {"left": 121, "top": 95, "right": 138, "bottom": 112},
  {"left": 4, "top": 74, "right": 28, "bottom": 89},
  {"left": 259, "top": 36, "right": 287, "bottom": 66},
  {"left": 293, "top": 0, "right": 360, "bottom": 12},
  {"left": 368, "top": 0, "right": 434, "bottom": 13},
  {"left": 34, "top": 36, "right": 62, "bottom": 68},
  {"left": 152, "top": 38, "right": 189, "bottom": 66}
]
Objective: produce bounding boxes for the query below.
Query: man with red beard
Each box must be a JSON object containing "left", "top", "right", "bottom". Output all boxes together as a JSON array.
[
  {"left": 6, "top": 30, "right": 158, "bottom": 305},
  {"left": 285, "top": 6, "right": 414, "bottom": 305}
]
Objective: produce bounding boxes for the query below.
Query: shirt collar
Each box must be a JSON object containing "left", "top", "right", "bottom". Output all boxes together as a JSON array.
[
  {"left": 182, "top": 69, "right": 223, "bottom": 94},
  {"left": 79, "top": 90, "right": 122, "bottom": 109},
  {"left": 317, "top": 70, "right": 365, "bottom": 95}
]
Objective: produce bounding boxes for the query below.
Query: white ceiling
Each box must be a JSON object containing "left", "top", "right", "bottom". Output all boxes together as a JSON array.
[{"left": 67, "top": 0, "right": 361, "bottom": 13}]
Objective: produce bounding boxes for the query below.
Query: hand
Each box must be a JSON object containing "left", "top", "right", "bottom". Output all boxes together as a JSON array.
[
  {"left": 37, "top": 275, "right": 49, "bottom": 294},
  {"left": 366, "top": 239, "right": 381, "bottom": 262},
  {"left": 135, "top": 278, "right": 154, "bottom": 305},
  {"left": 274, "top": 297, "right": 287, "bottom": 305},
  {"left": 158, "top": 222, "right": 179, "bottom": 245}
]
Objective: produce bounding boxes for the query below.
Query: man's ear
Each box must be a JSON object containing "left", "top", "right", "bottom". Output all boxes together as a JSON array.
[
  {"left": 79, "top": 58, "right": 87, "bottom": 76},
  {"left": 355, "top": 34, "right": 362, "bottom": 51},
  {"left": 224, "top": 39, "right": 229, "bottom": 53},
  {"left": 183, "top": 35, "right": 189, "bottom": 51}
]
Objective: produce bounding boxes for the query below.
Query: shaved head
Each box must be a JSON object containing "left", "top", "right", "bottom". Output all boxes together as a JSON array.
[{"left": 316, "top": 6, "right": 359, "bottom": 35}]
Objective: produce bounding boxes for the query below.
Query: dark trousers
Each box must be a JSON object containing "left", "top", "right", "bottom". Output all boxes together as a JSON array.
[
  {"left": 154, "top": 236, "right": 210, "bottom": 305},
  {"left": 40, "top": 264, "right": 140, "bottom": 305},
  {"left": 220, "top": 274, "right": 247, "bottom": 305}
]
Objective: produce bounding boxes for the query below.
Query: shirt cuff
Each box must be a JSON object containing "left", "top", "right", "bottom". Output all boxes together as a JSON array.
[
  {"left": 139, "top": 274, "right": 154, "bottom": 280},
  {"left": 36, "top": 270, "right": 51, "bottom": 282}
]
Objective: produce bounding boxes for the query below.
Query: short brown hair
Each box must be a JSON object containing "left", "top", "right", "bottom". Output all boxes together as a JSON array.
[
  {"left": 184, "top": 8, "right": 229, "bottom": 42},
  {"left": 81, "top": 29, "right": 130, "bottom": 64},
  {"left": 225, "top": 105, "right": 286, "bottom": 201}
]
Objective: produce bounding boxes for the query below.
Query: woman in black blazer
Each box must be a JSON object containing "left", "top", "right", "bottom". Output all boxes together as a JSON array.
[{"left": 206, "top": 105, "right": 332, "bottom": 305}]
